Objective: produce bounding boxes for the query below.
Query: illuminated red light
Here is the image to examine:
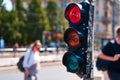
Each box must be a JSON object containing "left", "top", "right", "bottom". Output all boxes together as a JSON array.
[
  {"left": 69, "top": 6, "right": 81, "bottom": 23},
  {"left": 65, "top": 3, "right": 81, "bottom": 24}
]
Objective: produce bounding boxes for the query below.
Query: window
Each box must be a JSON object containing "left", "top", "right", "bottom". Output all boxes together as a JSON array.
[
  {"left": 96, "top": 24, "right": 99, "bottom": 31},
  {"left": 96, "top": 11, "right": 99, "bottom": 18}
]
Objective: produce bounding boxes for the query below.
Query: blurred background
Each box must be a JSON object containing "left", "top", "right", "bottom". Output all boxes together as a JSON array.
[
  {"left": 0, "top": 0, "right": 120, "bottom": 51},
  {"left": 0, "top": 0, "right": 67, "bottom": 48},
  {"left": 0, "top": 0, "right": 120, "bottom": 80}
]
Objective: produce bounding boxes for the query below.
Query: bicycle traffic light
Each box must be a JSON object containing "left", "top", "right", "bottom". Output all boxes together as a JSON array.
[{"left": 62, "top": 0, "right": 93, "bottom": 77}]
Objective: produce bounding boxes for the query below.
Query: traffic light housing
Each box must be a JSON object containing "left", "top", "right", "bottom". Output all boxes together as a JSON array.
[{"left": 62, "top": 0, "right": 94, "bottom": 78}]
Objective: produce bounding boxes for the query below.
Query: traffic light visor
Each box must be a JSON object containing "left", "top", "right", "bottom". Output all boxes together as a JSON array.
[
  {"left": 64, "top": 28, "right": 83, "bottom": 49},
  {"left": 62, "top": 52, "right": 79, "bottom": 72},
  {"left": 65, "top": 3, "right": 81, "bottom": 23}
]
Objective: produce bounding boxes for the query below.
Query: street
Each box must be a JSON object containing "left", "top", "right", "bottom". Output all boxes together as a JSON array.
[
  {"left": 0, "top": 51, "right": 107, "bottom": 80},
  {"left": 0, "top": 63, "right": 80, "bottom": 80}
]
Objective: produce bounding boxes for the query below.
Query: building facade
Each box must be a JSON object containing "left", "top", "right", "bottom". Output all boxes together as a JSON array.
[{"left": 94, "top": 0, "right": 120, "bottom": 50}]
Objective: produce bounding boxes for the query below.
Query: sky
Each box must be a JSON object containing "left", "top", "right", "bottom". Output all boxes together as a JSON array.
[{"left": 2, "top": 0, "right": 12, "bottom": 11}]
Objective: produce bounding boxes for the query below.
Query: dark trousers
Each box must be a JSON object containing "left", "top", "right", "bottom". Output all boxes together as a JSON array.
[{"left": 108, "top": 71, "right": 120, "bottom": 80}]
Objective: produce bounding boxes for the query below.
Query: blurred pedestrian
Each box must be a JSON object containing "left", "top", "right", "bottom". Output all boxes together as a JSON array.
[
  {"left": 26, "top": 43, "right": 34, "bottom": 53},
  {"left": 97, "top": 27, "right": 120, "bottom": 80},
  {"left": 23, "top": 40, "right": 42, "bottom": 80},
  {"left": 0, "top": 37, "right": 4, "bottom": 54},
  {"left": 13, "top": 42, "right": 19, "bottom": 57},
  {"left": 56, "top": 45, "right": 59, "bottom": 55}
]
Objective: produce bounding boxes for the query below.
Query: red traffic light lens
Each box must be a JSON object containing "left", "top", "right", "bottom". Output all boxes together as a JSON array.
[
  {"left": 69, "top": 6, "right": 81, "bottom": 23},
  {"left": 65, "top": 3, "right": 81, "bottom": 23}
]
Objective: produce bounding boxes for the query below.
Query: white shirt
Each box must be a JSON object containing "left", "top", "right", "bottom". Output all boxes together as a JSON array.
[{"left": 23, "top": 50, "right": 40, "bottom": 70}]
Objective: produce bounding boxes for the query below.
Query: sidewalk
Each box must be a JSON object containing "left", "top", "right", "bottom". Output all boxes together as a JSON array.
[
  {"left": 0, "top": 53, "right": 63, "bottom": 67},
  {"left": 94, "top": 61, "right": 104, "bottom": 80},
  {"left": 0, "top": 51, "right": 105, "bottom": 80}
]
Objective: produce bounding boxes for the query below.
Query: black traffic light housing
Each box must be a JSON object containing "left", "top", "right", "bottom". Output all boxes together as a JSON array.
[{"left": 62, "top": 0, "right": 94, "bottom": 78}]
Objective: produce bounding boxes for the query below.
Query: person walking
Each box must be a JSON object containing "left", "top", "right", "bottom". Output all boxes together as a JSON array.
[
  {"left": 23, "top": 40, "right": 42, "bottom": 80},
  {"left": 13, "top": 42, "right": 19, "bottom": 57},
  {"left": 97, "top": 28, "right": 120, "bottom": 80}
]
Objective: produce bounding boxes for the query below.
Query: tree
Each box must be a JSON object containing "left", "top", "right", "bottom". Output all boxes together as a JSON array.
[
  {"left": 0, "top": 5, "right": 21, "bottom": 46},
  {"left": 46, "top": 1, "right": 68, "bottom": 41},
  {"left": 0, "top": 0, "right": 27, "bottom": 46},
  {"left": 46, "top": 1, "right": 57, "bottom": 32},
  {"left": 57, "top": 7, "right": 68, "bottom": 34},
  {"left": 15, "top": 0, "right": 27, "bottom": 45},
  {"left": 26, "top": 0, "right": 50, "bottom": 43}
]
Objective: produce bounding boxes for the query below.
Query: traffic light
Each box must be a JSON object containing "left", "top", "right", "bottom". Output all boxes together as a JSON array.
[{"left": 62, "top": 0, "right": 94, "bottom": 78}]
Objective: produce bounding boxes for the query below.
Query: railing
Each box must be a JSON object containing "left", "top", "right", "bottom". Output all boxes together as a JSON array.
[{"left": 0, "top": 47, "right": 66, "bottom": 52}]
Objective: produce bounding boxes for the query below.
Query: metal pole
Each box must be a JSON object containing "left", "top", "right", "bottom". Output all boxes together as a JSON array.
[
  {"left": 42, "top": 32, "right": 45, "bottom": 47},
  {"left": 83, "top": 0, "right": 94, "bottom": 79},
  {"left": 56, "top": 0, "right": 59, "bottom": 33},
  {"left": 112, "top": 0, "right": 115, "bottom": 39},
  {"left": 56, "top": 0, "right": 60, "bottom": 46}
]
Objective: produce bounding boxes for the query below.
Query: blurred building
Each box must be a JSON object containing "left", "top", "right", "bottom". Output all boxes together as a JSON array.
[
  {"left": 94, "top": 0, "right": 120, "bottom": 50},
  {"left": 94, "top": 0, "right": 112, "bottom": 50}
]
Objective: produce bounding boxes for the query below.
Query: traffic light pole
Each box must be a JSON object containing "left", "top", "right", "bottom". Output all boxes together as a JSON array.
[
  {"left": 112, "top": 0, "right": 115, "bottom": 39},
  {"left": 83, "top": 0, "right": 94, "bottom": 80}
]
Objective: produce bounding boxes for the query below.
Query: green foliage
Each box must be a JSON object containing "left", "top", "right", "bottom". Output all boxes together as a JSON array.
[
  {"left": 26, "top": 0, "right": 50, "bottom": 43},
  {"left": 15, "top": 0, "right": 27, "bottom": 45},
  {"left": 46, "top": 1, "right": 67, "bottom": 42},
  {"left": 0, "top": 1, "right": 24, "bottom": 46},
  {"left": 0, "top": 0, "right": 67, "bottom": 47},
  {"left": 58, "top": 7, "right": 68, "bottom": 33},
  {"left": 46, "top": 1, "right": 57, "bottom": 32},
  {"left": 15, "top": 0, "right": 26, "bottom": 22},
  {"left": 0, "top": 9, "right": 21, "bottom": 45}
]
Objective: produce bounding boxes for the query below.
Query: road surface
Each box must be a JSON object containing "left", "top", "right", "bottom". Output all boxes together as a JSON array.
[{"left": 0, "top": 64, "right": 81, "bottom": 80}]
